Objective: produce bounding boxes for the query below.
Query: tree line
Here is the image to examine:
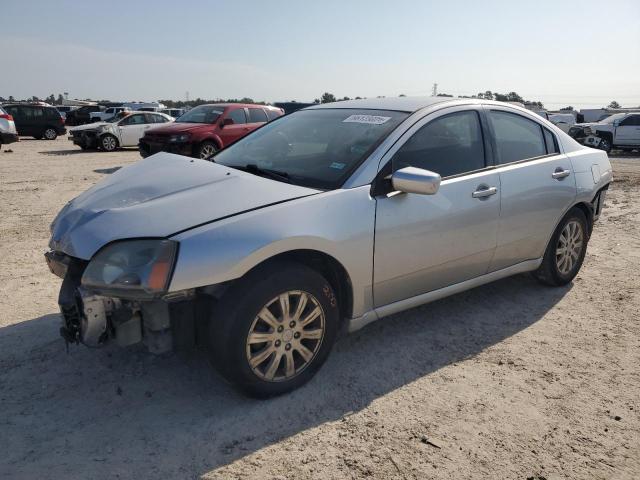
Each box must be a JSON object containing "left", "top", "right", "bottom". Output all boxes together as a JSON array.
[{"left": 0, "top": 92, "right": 625, "bottom": 111}]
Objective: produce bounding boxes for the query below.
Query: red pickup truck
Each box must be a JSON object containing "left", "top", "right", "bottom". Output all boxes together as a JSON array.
[{"left": 139, "top": 103, "right": 284, "bottom": 159}]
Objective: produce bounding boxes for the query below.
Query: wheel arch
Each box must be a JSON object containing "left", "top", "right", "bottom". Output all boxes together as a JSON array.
[
  {"left": 233, "top": 249, "right": 354, "bottom": 322},
  {"left": 200, "top": 135, "right": 223, "bottom": 150}
]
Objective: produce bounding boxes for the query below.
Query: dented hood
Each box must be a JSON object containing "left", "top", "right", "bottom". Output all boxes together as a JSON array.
[{"left": 49, "top": 153, "right": 319, "bottom": 259}]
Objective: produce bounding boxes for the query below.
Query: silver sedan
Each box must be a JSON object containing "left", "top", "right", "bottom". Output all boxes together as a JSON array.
[{"left": 46, "top": 97, "right": 612, "bottom": 397}]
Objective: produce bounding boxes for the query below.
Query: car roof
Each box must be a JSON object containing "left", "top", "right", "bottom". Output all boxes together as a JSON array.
[{"left": 197, "top": 103, "right": 281, "bottom": 110}]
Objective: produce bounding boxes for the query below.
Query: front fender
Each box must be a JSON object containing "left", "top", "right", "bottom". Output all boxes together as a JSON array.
[{"left": 168, "top": 186, "right": 376, "bottom": 317}]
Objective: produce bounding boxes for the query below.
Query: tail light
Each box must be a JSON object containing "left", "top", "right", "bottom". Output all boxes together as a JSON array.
[{"left": 0, "top": 114, "right": 13, "bottom": 121}]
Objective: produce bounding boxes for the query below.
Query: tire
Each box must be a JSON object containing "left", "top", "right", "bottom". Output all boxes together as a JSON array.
[
  {"left": 207, "top": 262, "right": 340, "bottom": 398},
  {"left": 43, "top": 127, "right": 58, "bottom": 140},
  {"left": 100, "top": 134, "right": 118, "bottom": 152},
  {"left": 597, "top": 137, "right": 612, "bottom": 154},
  {"left": 533, "top": 207, "right": 589, "bottom": 286},
  {"left": 198, "top": 141, "right": 218, "bottom": 160}
]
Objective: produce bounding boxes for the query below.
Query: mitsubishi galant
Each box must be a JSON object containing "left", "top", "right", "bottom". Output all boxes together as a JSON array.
[{"left": 46, "top": 97, "right": 612, "bottom": 397}]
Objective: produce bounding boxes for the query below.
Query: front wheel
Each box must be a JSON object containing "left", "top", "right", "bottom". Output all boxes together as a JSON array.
[
  {"left": 597, "top": 137, "right": 612, "bottom": 154},
  {"left": 100, "top": 134, "right": 118, "bottom": 152},
  {"left": 198, "top": 141, "right": 218, "bottom": 160},
  {"left": 207, "top": 263, "right": 340, "bottom": 398},
  {"left": 43, "top": 128, "right": 58, "bottom": 140},
  {"left": 533, "top": 207, "right": 589, "bottom": 286}
]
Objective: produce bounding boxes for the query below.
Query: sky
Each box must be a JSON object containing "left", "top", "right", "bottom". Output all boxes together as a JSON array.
[{"left": 1, "top": 0, "right": 639, "bottom": 109}]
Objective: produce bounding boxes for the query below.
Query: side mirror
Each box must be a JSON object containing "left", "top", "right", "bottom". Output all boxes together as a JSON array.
[
  {"left": 221, "top": 118, "right": 234, "bottom": 128},
  {"left": 391, "top": 166, "right": 441, "bottom": 195}
]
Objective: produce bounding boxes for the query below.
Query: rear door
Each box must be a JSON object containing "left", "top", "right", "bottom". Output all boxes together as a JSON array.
[
  {"left": 245, "top": 107, "right": 268, "bottom": 133},
  {"left": 218, "top": 107, "right": 250, "bottom": 146},
  {"left": 373, "top": 106, "right": 500, "bottom": 307},
  {"left": 615, "top": 114, "right": 640, "bottom": 145},
  {"left": 485, "top": 107, "right": 576, "bottom": 271}
]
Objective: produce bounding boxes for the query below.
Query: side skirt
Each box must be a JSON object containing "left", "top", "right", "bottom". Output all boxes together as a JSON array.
[{"left": 347, "top": 258, "right": 542, "bottom": 333}]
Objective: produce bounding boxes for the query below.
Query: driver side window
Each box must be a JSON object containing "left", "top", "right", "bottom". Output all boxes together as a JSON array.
[{"left": 392, "top": 110, "right": 486, "bottom": 178}]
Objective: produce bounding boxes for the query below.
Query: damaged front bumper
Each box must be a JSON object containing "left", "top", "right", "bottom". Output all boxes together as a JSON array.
[
  {"left": 69, "top": 130, "right": 99, "bottom": 148},
  {"left": 46, "top": 252, "right": 208, "bottom": 354}
]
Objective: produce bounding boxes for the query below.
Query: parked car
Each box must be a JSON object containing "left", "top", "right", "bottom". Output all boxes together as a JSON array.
[
  {"left": 68, "top": 111, "right": 173, "bottom": 151},
  {"left": 65, "top": 105, "right": 105, "bottom": 126},
  {"left": 2, "top": 103, "right": 66, "bottom": 139},
  {"left": 568, "top": 112, "right": 640, "bottom": 153},
  {"left": 138, "top": 103, "right": 284, "bottom": 159},
  {"left": 46, "top": 97, "right": 612, "bottom": 397},
  {"left": 536, "top": 112, "right": 575, "bottom": 133},
  {"left": 89, "top": 106, "right": 131, "bottom": 123},
  {"left": 0, "top": 106, "right": 19, "bottom": 149},
  {"left": 55, "top": 105, "right": 79, "bottom": 121},
  {"left": 159, "top": 108, "right": 186, "bottom": 119}
]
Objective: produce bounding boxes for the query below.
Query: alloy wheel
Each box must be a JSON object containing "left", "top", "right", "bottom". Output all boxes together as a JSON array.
[
  {"left": 555, "top": 220, "right": 584, "bottom": 275},
  {"left": 44, "top": 128, "right": 57, "bottom": 140},
  {"left": 245, "top": 290, "right": 325, "bottom": 382},
  {"left": 102, "top": 136, "right": 117, "bottom": 151},
  {"left": 199, "top": 144, "right": 217, "bottom": 159}
]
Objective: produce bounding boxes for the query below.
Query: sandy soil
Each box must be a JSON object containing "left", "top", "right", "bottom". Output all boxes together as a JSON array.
[{"left": 0, "top": 137, "right": 639, "bottom": 480}]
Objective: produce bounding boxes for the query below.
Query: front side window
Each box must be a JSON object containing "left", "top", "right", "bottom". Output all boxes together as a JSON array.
[
  {"left": 489, "top": 111, "right": 546, "bottom": 164},
  {"left": 392, "top": 110, "right": 485, "bottom": 178},
  {"left": 120, "top": 114, "right": 145, "bottom": 126},
  {"left": 227, "top": 108, "right": 247, "bottom": 124},
  {"left": 213, "top": 108, "right": 408, "bottom": 189},
  {"left": 248, "top": 108, "right": 268, "bottom": 123},
  {"left": 176, "top": 105, "right": 224, "bottom": 124},
  {"left": 620, "top": 115, "right": 640, "bottom": 126}
]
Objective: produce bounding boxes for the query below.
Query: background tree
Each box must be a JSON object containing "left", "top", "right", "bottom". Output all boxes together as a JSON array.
[
  {"left": 483, "top": 90, "right": 494, "bottom": 101},
  {"left": 398, "top": 94, "right": 406, "bottom": 97},
  {"left": 57, "top": 94, "right": 65, "bottom": 105},
  {"left": 608, "top": 101, "right": 621, "bottom": 109},
  {"left": 560, "top": 106, "right": 574, "bottom": 111},
  {"left": 320, "top": 92, "right": 337, "bottom": 103}
]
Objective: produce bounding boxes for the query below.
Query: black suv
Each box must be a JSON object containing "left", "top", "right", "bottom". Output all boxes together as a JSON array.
[
  {"left": 65, "top": 105, "right": 105, "bottom": 126},
  {"left": 2, "top": 104, "right": 67, "bottom": 140}
]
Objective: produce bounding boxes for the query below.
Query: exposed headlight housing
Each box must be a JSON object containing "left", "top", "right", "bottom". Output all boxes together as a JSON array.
[
  {"left": 169, "top": 133, "right": 191, "bottom": 143},
  {"left": 82, "top": 239, "right": 178, "bottom": 297}
]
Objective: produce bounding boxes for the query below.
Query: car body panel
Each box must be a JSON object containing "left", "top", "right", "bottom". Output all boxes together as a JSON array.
[
  {"left": 169, "top": 185, "right": 376, "bottom": 317},
  {"left": 49, "top": 154, "right": 319, "bottom": 259}
]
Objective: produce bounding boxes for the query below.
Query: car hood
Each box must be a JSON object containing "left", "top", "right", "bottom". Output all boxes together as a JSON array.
[
  {"left": 145, "top": 122, "right": 211, "bottom": 135},
  {"left": 70, "top": 121, "right": 110, "bottom": 131},
  {"left": 49, "top": 153, "right": 320, "bottom": 259}
]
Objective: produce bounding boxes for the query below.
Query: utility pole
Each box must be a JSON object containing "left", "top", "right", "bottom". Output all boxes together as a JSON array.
[{"left": 431, "top": 83, "right": 438, "bottom": 97}]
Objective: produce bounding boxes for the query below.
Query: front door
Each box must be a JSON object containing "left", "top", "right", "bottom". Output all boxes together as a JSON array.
[
  {"left": 484, "top": 107, "right": 577, "bottom": 271},
  {"left": 118, "top": 114, "right": 148, "bottom": 146},
  {"left": 218, "top": 108, "right": 251, "bottom": 146},
  {"left": 615, "top": 114, "right": 640, "bottom": 146},
  {"left": 373, "top": 107, "right": 500, "bottom": 307}
]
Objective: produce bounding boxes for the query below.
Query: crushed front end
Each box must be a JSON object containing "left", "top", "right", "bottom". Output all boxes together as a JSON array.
[{"left": 45, "top": 241, "right": 210, "bottom": 354}]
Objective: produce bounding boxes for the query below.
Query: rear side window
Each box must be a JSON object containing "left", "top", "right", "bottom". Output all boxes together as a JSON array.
[
  {"left": 45, "top": 108, "right": 59, "bottom": 119},
  {"left": 543, "top": 129, "right": 559, "bottom": 154},
  {"left": 392, "top": 110, "right": 485, "bottom": 178},
  {"left": 247, "top": 108, "right": 268, "bottom": 123},
  {"left": 227, "top": 108, "right": 247, "bottom": 124},
  {"left": 266, "top": 109, "right": 282, "bottom": 121},
  {"left": 489, "top": 111, "right": 546, "bottom": 164}
]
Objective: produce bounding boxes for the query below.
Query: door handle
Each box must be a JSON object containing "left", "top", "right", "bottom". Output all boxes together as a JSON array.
[
  {"left": 472, "top": 186, "right": 497, "bottom": 198},
  {"left": 552, "top": 168, "right": 571, "bottom": 180}
]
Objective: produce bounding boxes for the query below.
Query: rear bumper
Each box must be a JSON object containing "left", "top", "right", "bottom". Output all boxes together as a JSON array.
[
  {"left": 139, "top": 140, "right": 194, "bottom": 158},
  {"left": 0, "top": 132, "right": 19, "bottom": 145}
]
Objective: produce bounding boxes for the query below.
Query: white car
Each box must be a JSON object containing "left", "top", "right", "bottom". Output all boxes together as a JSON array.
[
  {"left": 0, "top": 106, "right": 19, "bottom": 149},
  {"left": 68, "top": 112, "right": 173, "bottom": 151},
  {"left": 569, "top": 112, "right": 640, "bottom": 153}
]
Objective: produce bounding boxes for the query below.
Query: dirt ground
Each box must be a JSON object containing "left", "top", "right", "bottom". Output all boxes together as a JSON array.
[{"left": 0, "top": 137, "right": 638, "bottom": 480}]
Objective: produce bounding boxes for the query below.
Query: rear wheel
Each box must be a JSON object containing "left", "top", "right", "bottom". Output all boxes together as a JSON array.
[
  {"left": 207, "top": 262, "right": 340, "bottom": 398},
  {"left": 100, "top": 134, "right": 118, "bottom": 152},
  {"left": 533, "top": 207, "right": 589, "bottom": 286},
  {"left": 198, "top": 141, "right": 218, "bottom": 160},
  {"left": 43, "top": 127, "right": 58, "bottom": 140}
]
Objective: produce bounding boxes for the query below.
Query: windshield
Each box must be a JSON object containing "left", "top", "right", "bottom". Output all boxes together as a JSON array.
[
  {"left": 177, "top": 105, "right": 224, "bottom": 124},
  {"left": 213, "top": 109, "right": 409, "bottom": 189},
  {"left": 599, "top": 113, "right": 626, "bottom": 124}
]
